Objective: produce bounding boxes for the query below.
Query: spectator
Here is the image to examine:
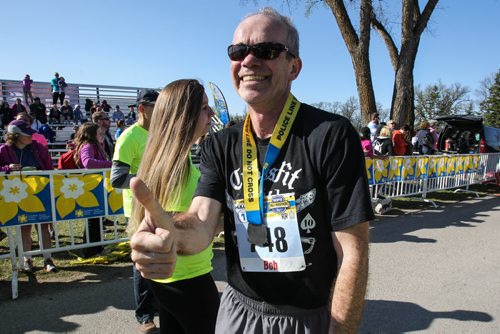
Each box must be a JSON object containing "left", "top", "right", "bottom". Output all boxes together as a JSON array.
[
  {"left": 73, "top": 104, "right": 84, "bottom": 124},
  {"left": 101, "top": 100, "right": 112, "bottom": 113},
  {"left": 15, "top": 112, "right": 48, "bottom": 147},
  {"left": 414, "top": 121, "right": 435, "bottom": 155},
  {"left": 367, "top": 112, "right": 380, "bottom": 141},
  {"left": 90, "top": 102, "right": 99, "bottom": 115},
  {"left": 0, "top": 120, "right": 57, "bottom": 272},
  {"left": 359, "top": 126, "right": 374, "bottom": 158},
  {"left": 11, "top": 98, "right": 27, "bottom": 115},
  {"left": 126, "top": 105, "right": 136, "bottom": 125},
  {"left": 428, "top": 120, "right": 440, "bottom": 152},
  {"left": 48, "top": 105, "right": 60, "bottom": 124},
  {"left": 114, "top": 120, "right": 125, "bottom": 140},
  {"left": 387, "top": 119, "right": 397, "bottom": 132},
  {"left": 60, "top": 100, "right": 73, "bottom": 125},
  {"left": 1, "top": 100, "right": 15, "bottom": 128},
  {"left": 111, "top": 89, "right": 160, "bottom": 333},
  {"left": 112, "top": 105, "right": 125, "bottom": 123},
  {"left": 84, "top": 99, "right": 93, "bottom": 114},
  {"left": 29, "top": 97, "right": 48, "bottom": 124},
  {"left": 373, "top": 126, "right": 395, "bottom": 156},
  {"left": 50, "top": 72, "right": 60, "bottom": 107},
  {"left": 58, "top": 77, "right": 68, "bottom": 106},
  {"left": 22, "top": 74, "right": 34, "bottom": 105},
  {"left": 72, "top": 123, "right": 112, "bottom": 257},
  {"left": 92, "top": 111, "right": 114, "bottom": 159},
  {"left": 392, "top": 124, "right": 411, "bottom": 156}
]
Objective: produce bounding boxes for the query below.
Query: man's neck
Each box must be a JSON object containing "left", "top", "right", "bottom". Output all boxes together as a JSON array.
[{"left": 247, "top": 94, "right": 289, "bottom": 139}]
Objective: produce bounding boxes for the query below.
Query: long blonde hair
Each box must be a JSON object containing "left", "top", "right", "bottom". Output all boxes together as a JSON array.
[{"left": 128, "top": 79, "right": 205, "bottom": 235}]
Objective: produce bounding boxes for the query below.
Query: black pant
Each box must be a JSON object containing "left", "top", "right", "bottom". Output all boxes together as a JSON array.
[
  {"left": 83, "top": 217, "right": 103, "bottom": 257},
  {"left": 150, "top": 273, "right": 220, "bottom": 334},
  {"left": 52, "top": 92, "right": 60, "bottom": 105}
]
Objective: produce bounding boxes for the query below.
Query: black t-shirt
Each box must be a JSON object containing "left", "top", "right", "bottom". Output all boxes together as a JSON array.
[{"left": 195, "top": 102, "right": 374, "bottom": 309}]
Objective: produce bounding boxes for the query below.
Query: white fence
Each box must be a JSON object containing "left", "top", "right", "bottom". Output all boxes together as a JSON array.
[{"left": 0, "top": 153, "right": 499, "bottom": 299}]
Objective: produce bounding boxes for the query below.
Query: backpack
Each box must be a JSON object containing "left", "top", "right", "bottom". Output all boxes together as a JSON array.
[
  {"left": 422, "top": 131, "right": 435, "bottom": 148},
  {"left": 38, "top": 124, "right": 56, "bottom": 143},
  {"left": 57, "top": 149, "right": 79, "bottom": 170},
  {"left": 57, "top": 144, "right": 98, "bottom": 170}
]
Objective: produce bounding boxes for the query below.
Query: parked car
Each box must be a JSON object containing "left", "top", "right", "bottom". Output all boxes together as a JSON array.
[{"left": 435, "top": 115, "right": 500, "bottom": 153}]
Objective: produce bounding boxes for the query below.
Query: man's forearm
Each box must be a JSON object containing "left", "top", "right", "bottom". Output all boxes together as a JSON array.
[{"left": 330, "top": 232, "right": 369, "bottom": 333}]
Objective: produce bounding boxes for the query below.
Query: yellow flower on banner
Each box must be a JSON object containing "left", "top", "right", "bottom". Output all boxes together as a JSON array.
[
  {"left": 104, "top": 171, "right": 123, "bottom": 213},
  {"left": 447, "top": 157, "right": 456, "bottom": 174},
  {"left": 53, "top": 174, "right": 102, "bottom": 219},
  {"left": 0, "top": 176, "right": 48, "bottom": 224},
  {"left": 428, "top": 157, "right": 437, "bottom": 176},
  {"left": 402, "top": 157, "right": 416, "bottom": 178},
  {"left": 472, "top": 155, "right": 480, "bottom": 169},
  {"left": 437, "top": 157, "right": 447, "bottom": 175},
  {"left": 389, "top": 157, "right": 402, "bottom": 180},
  {"left": 374, "top": 158, "right": 389, "bottom": 182},
  {"left": 456, "top": 157, "right": 464, "bottom": 173},
  {"left": 75, "top": 209, "right": 84, "bottom": 217},
  {"left": 416, "top": 157, "right": 428, "bottom": 177},
  {"left": 464, "top": 156, "right": 472, "bottom": 172},
  {"left": 365, "top": 158, "right": 373, "bottom": 181}
]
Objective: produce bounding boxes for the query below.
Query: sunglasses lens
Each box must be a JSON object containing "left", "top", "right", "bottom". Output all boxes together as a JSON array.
[
  {"left": 253, "top": 44, "right": 282, "bottom": 60},
  {"left": 228, "top": 45, "right": 248, "bottom": 61}
]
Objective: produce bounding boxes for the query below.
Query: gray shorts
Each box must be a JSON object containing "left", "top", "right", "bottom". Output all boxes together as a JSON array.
[{"left": 215, "top": 285, "right": 330, "bottom": 334}]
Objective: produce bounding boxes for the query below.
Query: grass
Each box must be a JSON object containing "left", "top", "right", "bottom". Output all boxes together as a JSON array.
[{"left": 0, "top": 216, "right": 130, "bottom": 282}]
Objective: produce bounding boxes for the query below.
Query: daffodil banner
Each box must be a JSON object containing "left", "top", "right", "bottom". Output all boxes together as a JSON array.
[
  {"left": 0, "top": 170, "right": 123, "bottom": 227},
  {"left": 364, "top": 155, "right": 480, "bottom": 185},
  {"left": 0, "top": 157, "right": 483, "bottom": 227},
  {"left": 0, "top": 174, "right": 53, "bottom": 227}
]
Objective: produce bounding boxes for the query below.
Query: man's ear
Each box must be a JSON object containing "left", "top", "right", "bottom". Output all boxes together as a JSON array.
[
  {"left": 137, "top": 104, "right": 144, "bottom": 114},
  {"left": 289, "top": 57, "right": 302, "bottom": 81}
]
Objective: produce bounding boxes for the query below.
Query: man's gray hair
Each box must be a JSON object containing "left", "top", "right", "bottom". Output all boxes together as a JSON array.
[{"left": 245, "top": 7, "right": 300, "bottom": 57}]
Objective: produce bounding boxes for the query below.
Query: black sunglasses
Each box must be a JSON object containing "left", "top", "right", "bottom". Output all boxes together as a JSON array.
[{"left": 227, "top": 42, "right": 296, "bottom": 61}]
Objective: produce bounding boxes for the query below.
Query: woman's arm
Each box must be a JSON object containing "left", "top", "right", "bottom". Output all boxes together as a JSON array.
[{"left": 79, "top": 144, "right": 112, "bottom": 169}]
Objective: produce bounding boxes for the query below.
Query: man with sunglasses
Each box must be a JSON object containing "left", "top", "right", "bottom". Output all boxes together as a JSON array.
[
  {"left": 92, "top": 111, "right": 114, "bottom": 159},
  {"left": 131, "top": 7, "right": 373, "bottom": 333}
]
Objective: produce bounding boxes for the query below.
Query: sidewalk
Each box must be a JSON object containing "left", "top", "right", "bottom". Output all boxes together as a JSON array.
[{"left": 0, "top": 194, "right": 498, "bottom": 333}]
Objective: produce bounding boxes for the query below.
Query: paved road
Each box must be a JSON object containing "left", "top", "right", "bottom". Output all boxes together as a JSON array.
[{"left": 1, "top": 195, "right": 498, "bottom": 333}]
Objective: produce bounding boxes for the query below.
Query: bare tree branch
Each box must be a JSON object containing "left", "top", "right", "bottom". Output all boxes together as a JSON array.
[
  {"left": 371, "top": 16, "right": 399, "bottom": 70},
  {"left": 415, "top": 0, "right": 439, "bottom": 36},
  {"left": 326, "top": 0, "right": 360, "bottom": 54}
]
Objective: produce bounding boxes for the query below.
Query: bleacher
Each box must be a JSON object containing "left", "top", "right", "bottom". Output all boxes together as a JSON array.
[
  {"left": 1, "top": 79, "right": 149, "bottom": 165},
  {"left": 1, "top": 79, "right": 147, "bottom": 115}
]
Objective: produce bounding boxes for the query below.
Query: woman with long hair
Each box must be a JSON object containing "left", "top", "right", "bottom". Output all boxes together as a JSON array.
[
  {"left": 73, "top": 122, "right": 111, "bottom": 169},
  {"left": 130, "top": 79, "right": 218, "bottom": 334},
  {"left": 73, "top": 122, "right": 111, "bottom": 257},
  {"left": 0, "top": 120, "right": 57, "bottom": 272}
]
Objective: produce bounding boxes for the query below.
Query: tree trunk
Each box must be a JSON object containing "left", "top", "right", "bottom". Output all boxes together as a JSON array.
[
  {"left": 391, "top": 52, "right": 416, "bottom": 128},
  {"left": 326, "top": 0, "right": 377, "bottom": 125},
  {"left": 353, "top": 52, "right": 377, "bottom": 124}
]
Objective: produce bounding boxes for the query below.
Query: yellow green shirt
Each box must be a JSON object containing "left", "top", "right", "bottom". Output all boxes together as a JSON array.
[{"left": 154, "top": 158, "right": 213, "bottom": 284}]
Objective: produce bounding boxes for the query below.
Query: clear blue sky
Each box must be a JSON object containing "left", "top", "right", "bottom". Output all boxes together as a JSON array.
[{"left": 2, "top": 0, "right": 499, "bottom": 115}]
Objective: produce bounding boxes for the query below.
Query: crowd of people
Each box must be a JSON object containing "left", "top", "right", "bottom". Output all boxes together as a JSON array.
[
  {"left": 361, "top": 112, "right": 440, "bottom": 158},
  {"left": 0, "top": 73, "right": 138, "bottom": 133}
]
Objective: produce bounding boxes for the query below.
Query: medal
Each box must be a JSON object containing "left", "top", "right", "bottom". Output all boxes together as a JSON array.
[
  {"left": 247, "top": 222, "right": 268, "bottom": 246},
  {"left": 242, "top": 93, "right": 301, "bottom": 246}
]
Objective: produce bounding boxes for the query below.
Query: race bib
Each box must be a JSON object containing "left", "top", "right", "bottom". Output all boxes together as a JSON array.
[{"left": 233, "top": 193, "right": 306, "bottom": 272}]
